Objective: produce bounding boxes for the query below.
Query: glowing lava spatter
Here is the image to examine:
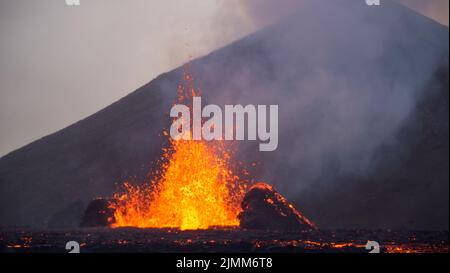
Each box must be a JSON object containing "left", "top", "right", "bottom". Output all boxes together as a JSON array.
[{"left": 109, "top": 71, "right": 249, "bottom": 230}]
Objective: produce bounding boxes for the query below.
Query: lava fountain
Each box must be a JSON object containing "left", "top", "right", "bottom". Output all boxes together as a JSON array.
[{"left": 109, "top": 71, "right": 249, "bottom": 230}]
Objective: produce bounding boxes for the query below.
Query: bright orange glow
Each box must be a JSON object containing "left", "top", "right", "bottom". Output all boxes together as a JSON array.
[{"left": 109, "top": 70, "right": 248, "bottom": 230}]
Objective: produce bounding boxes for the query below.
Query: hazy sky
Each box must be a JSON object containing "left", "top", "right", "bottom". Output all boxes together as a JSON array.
[{"left": 0, "top": 0, "right": 448, "bottom": 157}]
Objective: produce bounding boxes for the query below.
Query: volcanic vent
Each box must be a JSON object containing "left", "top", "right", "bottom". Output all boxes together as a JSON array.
[
  {"left": 80, "top": 72, "right": 315, "bottom": 231},
  {"left": 104, "top": 72, "right": 248, "bottom": 230}
]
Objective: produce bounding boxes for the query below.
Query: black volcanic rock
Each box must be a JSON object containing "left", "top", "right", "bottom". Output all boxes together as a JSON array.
[
  {"left": 80, "top": 199, "right": 115, "bottom": 228},
  {"left": 239, "top": 183, "right": 317, "bottom": 231}
]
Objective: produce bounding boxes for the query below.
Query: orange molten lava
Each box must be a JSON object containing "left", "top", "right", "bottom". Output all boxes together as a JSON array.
[{"left": 109, "top": 71, "right": 248, "bottom": 230}]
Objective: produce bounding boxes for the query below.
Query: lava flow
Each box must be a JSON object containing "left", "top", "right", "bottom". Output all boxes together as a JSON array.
[{"left": 109, "top": 72, "right": 248, "bottom": 230}]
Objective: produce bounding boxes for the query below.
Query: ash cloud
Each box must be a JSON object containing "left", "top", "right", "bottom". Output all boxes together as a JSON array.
[{"left": 186, "top": 0, "right": 449, "bottom": 229}]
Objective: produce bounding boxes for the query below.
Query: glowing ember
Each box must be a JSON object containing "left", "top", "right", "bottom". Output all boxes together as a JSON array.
[{"left": 109, "top": 71, "right": 248, "bottom": 230}]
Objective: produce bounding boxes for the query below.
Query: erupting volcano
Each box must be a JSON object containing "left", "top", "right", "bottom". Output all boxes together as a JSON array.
[
  {"left": 108, "top": 72, "right": 249, "bottom": 230},
  {"left": 0, "top": 0, "right": 448, "bottom": 254}
]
